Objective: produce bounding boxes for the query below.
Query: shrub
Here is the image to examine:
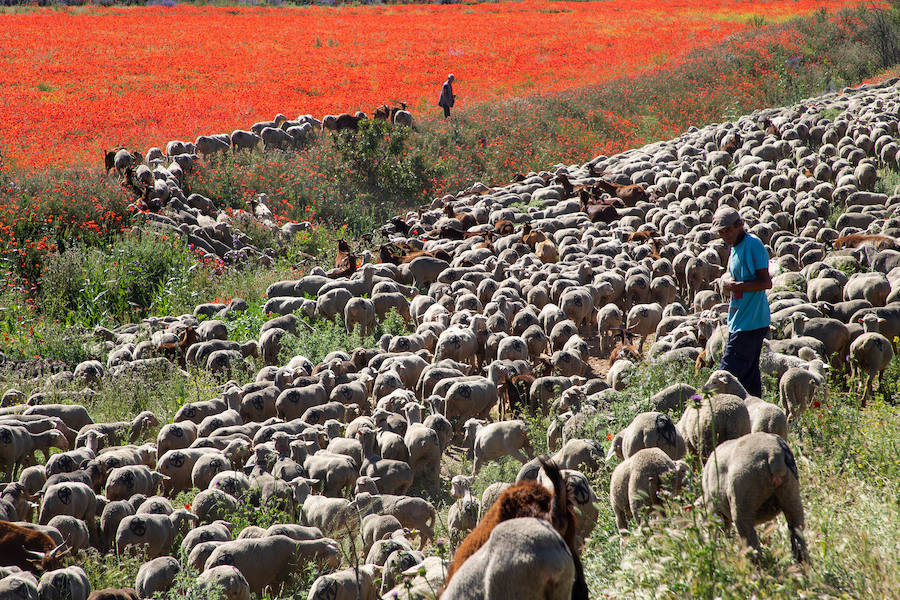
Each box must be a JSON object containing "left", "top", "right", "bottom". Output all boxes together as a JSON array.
[
  {"left": 40, "top": 229, "right": 194, "bottom": 326},
  {"left": 278, "top": 309, "right": 411, "bottom": 366}
]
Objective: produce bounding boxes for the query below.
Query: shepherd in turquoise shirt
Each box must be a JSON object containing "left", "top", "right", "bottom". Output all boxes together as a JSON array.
[{"left": 714, "top": 206, "right": 772, "bottom": 397}]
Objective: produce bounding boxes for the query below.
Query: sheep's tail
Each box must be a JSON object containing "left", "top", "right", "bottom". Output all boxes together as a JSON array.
[{"left": 773, "top": 436, "right": 799, "bottom": 482}]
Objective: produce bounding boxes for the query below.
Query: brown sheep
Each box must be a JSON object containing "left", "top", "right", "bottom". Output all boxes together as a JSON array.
[{"left": 443, "top": 456, "right": 588, "bottom": 600}]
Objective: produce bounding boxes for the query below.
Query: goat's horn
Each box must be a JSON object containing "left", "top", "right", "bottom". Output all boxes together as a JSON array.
[{"left": 48, "top": 541, "right": 68, "bottom": 558}]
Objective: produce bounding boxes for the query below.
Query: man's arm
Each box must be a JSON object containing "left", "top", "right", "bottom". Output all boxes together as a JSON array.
[{"left": 737, "top": 268, "right": 772, "bottom": 293}]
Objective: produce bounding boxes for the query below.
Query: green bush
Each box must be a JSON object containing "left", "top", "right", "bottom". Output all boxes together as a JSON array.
[
  {"left": 278, "top": 309, "right": 411, "bottom": 366},
  {"left": 40, "top": 229, "right": 194, "bottom": 326},
  {"left": 317, "top": 119, "right": 440, "bottom": 235}
]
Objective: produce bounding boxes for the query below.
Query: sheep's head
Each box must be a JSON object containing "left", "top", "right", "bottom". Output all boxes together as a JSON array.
[
  {"left": 450, "top": 475, "right": 473, "bottom": 499},
  {"left": 701, "top": 369, "right": 744, "bottom": 396},
  {"left": 462, "top": 419, "right": 486, "bottom": 447}
]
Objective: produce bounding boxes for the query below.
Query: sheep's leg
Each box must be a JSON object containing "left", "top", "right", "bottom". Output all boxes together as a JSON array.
[
  {"left": 861, "top": 373, "right": 873, "bottom": 408},
  {"left": 419, "top": 525, "right": 432, "bottom": 550},
  {"left": 613, "top": 506, "right": 629, "bottom": 531},
  {"left": 779, "top": 387, "right": 791, "bottom": 421},
  {"left": 777, "top": 486, "right": 807, "bottom": 563},
  {"left": 733, "top": 514, "right": 761, "bottom": 557},
  {"left": 510, "top": 448, "right": 530, "bottom": 464},
  {"left": 638, "top": 336, "right": 646, "bottom": 355}
]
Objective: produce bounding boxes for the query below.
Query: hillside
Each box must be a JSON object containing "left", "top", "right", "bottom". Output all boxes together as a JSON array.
[{"left": 2, "top": 3, "right": 900, "bottom": 600}]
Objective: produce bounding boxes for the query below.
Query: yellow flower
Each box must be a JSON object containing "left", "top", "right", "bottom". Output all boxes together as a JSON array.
[{"left": 894, "top": 336, "right": 899, "bottom": 343}]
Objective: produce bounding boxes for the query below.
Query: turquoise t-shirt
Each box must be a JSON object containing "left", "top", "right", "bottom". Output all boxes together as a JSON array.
[{"left": 727, "top": 232, "right": 771, "bottom": 332}]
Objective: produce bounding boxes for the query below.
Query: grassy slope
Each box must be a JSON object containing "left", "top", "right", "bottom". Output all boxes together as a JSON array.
[{"left": 1, "top": 4, "right": 900, "bottom": 600}]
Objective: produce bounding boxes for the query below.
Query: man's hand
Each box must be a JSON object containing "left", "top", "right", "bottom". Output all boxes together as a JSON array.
[{"left": 722, "top": 277, "right": 741, "bottom": 294}]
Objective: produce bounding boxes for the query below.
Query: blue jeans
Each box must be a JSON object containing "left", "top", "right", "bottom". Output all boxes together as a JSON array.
[{"left": 720, "top": 327, "right": 768, "bottom": 397}]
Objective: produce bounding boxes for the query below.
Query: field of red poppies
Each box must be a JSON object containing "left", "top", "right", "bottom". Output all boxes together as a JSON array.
[{"left": 0, "top": 0, "right": 863, "bottom": 170}]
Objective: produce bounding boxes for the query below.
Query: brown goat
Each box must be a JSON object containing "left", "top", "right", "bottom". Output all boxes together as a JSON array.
[
  {"left": 832, "top": 233, "right": 897, "bottom": 251},
  {"left": 443, "top": 457, "right": 588, "bottom": 599},
  {"left": 335, "top": 239, "right": 353, "bottom": 269},
  {"left": 626, "top": 229, "right": 657, "bottom": 242},
  {"left": 580, "top": 190, "right": 620, "bottom": 224},
  {"left": 326, "top": 254, "right": 358, "bottom": 278},
  {"left": 0, "top": 521, "right": 68, "bottom": 573},
  {"left": 494, "top": 220, "right": 514, "bottom": 235},
  {"left": 443, "top": 203, "right": 478, "bottom": 230},
  {"left": 159, "top": 326, "right": 198, "bottom": 369},
  {"left": 594, "top": 178, "right": 650, "bottom": 207}
]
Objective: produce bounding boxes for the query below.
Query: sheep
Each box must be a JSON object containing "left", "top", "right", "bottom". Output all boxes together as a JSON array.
[
  {"left": 100, "top": 501, "right": 134, "bottom": 552},
  {"left": 849, "top": 313, "right": 895, "bottom": 406},
  {"left": 441, "top": 518, "right": 576, "bottom": 600},
  {"left": 38, "top": 482, "right": 98, "bottom": 542},
  {"left": 381, "top": 556, "right": 446, "bottom": 599},
  {"left": 195, "top": 134, "right": 231, "bottom": 157},
  {"left": 779, "top": 359, "right": 829, "bottom": 420},
  {"left": 344, "top": 297, "right": 377, "bottom": 336},
  {"left": 447, "top": 475, "right": 480, "bottom": 542},
  {"left": 702, "top": 432, "right": 806, "bottom": 562},
  {"left": 180, "top": 520, "right": 233, "bottom": 557},
  {"left": 0, "top": 426, "right": 69, "bottom": 480},
  {"left": 77, "top": 411, "right": 158, "bottom": 447},
  {"left": 361, "top": 514, "right": 402, "bottom": 554},
  {"left": 195, "top": 565, "right": 250, "bottom": 600},
  {"left": 307, "top": 564, "right": 381, "bottom": 600},
  {"left": 403, "top": 405, "right": 442, "bottom": 493},
  {"left": 648, "top": 382, "right": 698, "bottom": 413},
  {"left": 609, "top": 448, "right": 690, "bottom": 530},
  {"left": 37, "top": 566, "right": 91, "bottom": 600},
  {"left": 115, "top": 510, "right": 197, "bottom": 558},
  {"left": 104, "top": 465, "right": 166, "bottom": 501},
  {"left": 134, "top": 556, "right": 180, "bottom": 600},
  {"left": 351, "top": 492, "right": 436, "bottom": 550},
  {"left": 393, "top": 110, "right": 415, "bottom": 129},
  {"left": 676, "top": 393, "right": 751, "bottom": 460},
  {"left": 203, "top": 535, "right": 341, "bottom": 594},
  {"left": 155, "top": 422, "right": 198, "bottom": 456},
  {"left": 230, "top": 130, "right": 261, "bottom": 152},
  {"left": 45, "top": 516, "right": 90, "bottom": 554},
  {"left": 464, "top": 419, "right": 533, "bottom": 474},
  {"left": 625, "top": 302, "right": 663, "bottom": 353},
  {"left": 701, "top": 370, "right": 788, "bottom": 439},
  {"left": 607, "top": 412, "right": 686, "bottom": 461}
]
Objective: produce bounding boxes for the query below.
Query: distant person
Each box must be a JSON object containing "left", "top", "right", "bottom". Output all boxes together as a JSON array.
[
  {"left": 715, "top": 206, "right": 772, "bottom": 397},
  {"left": 438, "top": 73, "right": 456, "bottom": 119}
]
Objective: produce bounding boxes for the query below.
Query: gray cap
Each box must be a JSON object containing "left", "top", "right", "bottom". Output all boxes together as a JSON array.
[{"left": 712, "top": 206, "right": 741, "bottom": 230}]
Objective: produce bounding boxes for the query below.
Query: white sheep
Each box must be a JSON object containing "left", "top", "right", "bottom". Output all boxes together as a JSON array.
[
  {"left": 701, "top": 370, "right": 788, "bottom": 439},
  {"left": 778, "top": 359, "right": 829, "bottom": 420},
  {"left": 463, "top": 419, "right": 533, "bottom": 475},
  {"left": 447, "top": 475, "right": 480, "bottom": 542},
  {"left": 850, "top": 313, "right": 895, "bottom": 406}
]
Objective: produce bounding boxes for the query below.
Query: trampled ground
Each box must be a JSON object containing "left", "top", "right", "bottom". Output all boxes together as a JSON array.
[{"left": 0, "top": 0, "right": 862, "bottom": 169}]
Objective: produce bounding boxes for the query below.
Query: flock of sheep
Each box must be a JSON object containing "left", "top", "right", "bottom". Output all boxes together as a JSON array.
[
  {"left": 102, "top": 102, "right": 415, "bottom": 269},
  {"left": 4, "top": 76, "right": 900, "bottom": 599}
]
